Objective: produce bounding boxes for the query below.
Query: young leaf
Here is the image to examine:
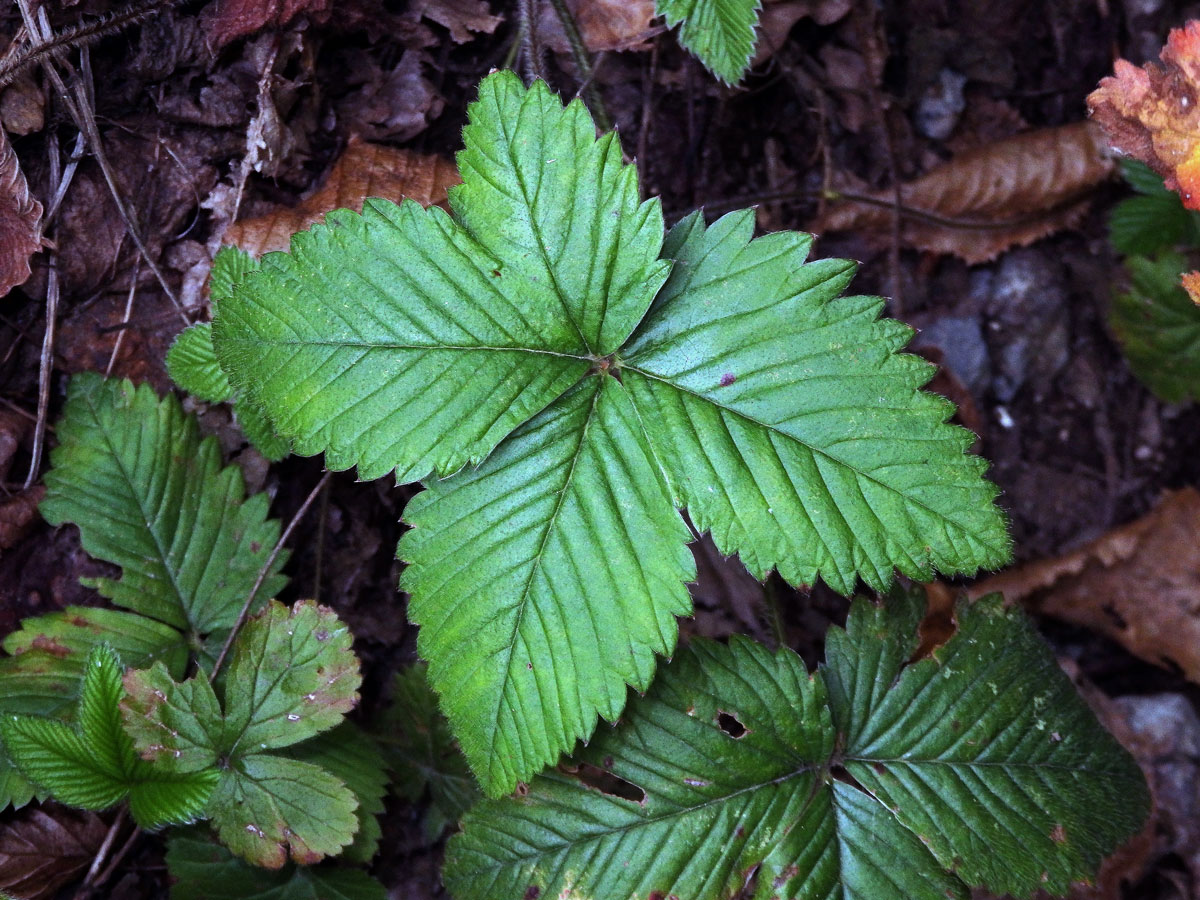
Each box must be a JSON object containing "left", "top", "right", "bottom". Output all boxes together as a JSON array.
[
  {"left": 1110, "top": 252, "right": 1200, "bottom": 403},
  {"left": 286, "top": 723, "right": 387, "bottom": 864},
  {"left": 167, "top": 324, "right": 233, "bottom": 404},
  {"left": 166, "top": 831, "right": 387, "bottom": 900},
  {"left": 656, "top": 0, "right": 762, "bottom": 85},
  {"left": 377, "top": 663, "right": 478, "bottom": 841},
  {"left": 39, "top": 375, "right": 287, "bottom": 639},
  {"left": 0, "top": 646, "right": 217, "bottom": 829},
  {"left": 400, "top": 376, "right": 695, "bottom": 791},
  {"left": 123, "top": 600, "right": 363, "bottom": 867},
  {"left": 622, "top": 210, "right": 1010, "bottom": 594},
  {"left": 211, "top": 72, "right": 1010, "bottom": 796},
  {"left": 444, "top": 591, "right": 1147, "bottom": 900}
]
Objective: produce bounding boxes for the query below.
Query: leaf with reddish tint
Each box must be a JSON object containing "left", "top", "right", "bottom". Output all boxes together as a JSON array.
[
  {"left": 201, "top": 0, "right": 333, "bottom": 50},
  {"left": 0, "top": 129, "right": 42, "bottom": 299},
  {"left": 1089, "top": 20, "right": 1200, "bottom": 210},
  {"left": 0, "top": 804, "right": 108, "bottom": 900}
]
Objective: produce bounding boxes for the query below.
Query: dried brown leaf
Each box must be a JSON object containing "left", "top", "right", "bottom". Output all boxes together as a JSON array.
[
  {"left": 0, "top": 129, "right": 42, "bottom": 298},
  {"left": 201, "top": 0, "right": 333, "bottom": 50},
  {"left": 541, "top": 0, "right": 658, "bottom": 53},
  {"left": 1088, "top": 20, "right": 1200, "bottom": 210},
  {"left": 753, "top": 0, "right": 852, "bottom": 64},
  {"left": 224, "top": 139, "right": 460, "bottom": 258},
  {"left": 411, "top": 0, "right": 502, "bottom": 43},
  {"left": 970, "top": 487, "right": 1200, "bottom": 684},
  {"left": 0, "top": 804, "right": 108, "bottom": 900},
  {"left": 810, "top": 121, "right": 1115, "bottom": 264},
  {"left": 0, "top": 486, "right": 44, "bottom": 553}
]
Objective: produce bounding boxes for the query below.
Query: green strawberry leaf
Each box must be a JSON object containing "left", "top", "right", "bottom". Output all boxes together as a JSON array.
[
  {"left": 401, "top": 376, "right": 694, "bottom": 793},
  {"left": 4, "top": 607, "right": 188, "bottom": 679},
  {"left": 657, "top": 0, "right": 762, "bottom": 85},
  {"left": 1110, "top": 159, "right": 1200, "bottom": 256},
  {"left": 167, "top": 831, "right": 386, "bottom": 900},
  {"left": 0, "top": 646, "right": 217, "bottom": 828},
  {"left": 445, "top": 590, "right": 1148, "bottom": 900},
  {"left": 39, "top": 375, "right": 287, "bottom": 638},
  {"left": 123, "top": 601, "right": 364, "bottom": 866},
  {"left": 287, "top": 723, "right": 388, "bottom": 864},
  {"left": 211, "top": 72, "right": 1009, "bottom": 795},
  {"left": 1110, "top": 252, "right": 1200, "bottom": 403},
  {"left": 167, "top": 323, "right": 233, "bottom": 404}
]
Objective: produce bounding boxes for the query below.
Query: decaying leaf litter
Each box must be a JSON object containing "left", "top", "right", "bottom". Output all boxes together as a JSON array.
[{"left": 0, "top": 0, "right": 1198, "bottom": 897}]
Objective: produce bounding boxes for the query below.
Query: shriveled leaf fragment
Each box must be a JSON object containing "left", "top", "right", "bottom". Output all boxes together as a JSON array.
[
  {"left": 377, "top": 663, "right": 478, "bottom": 841},
  {"left": 657, "top": 0, "right": 763, "bottom": 84},
  {"left": 39, "top": 375, "right": 286, "bottom": 638},
  {"left": 623, "top": 209, "right": 1009, "bottom": 594},
  {"left": 123, "top": 601, "right": 363, "bottom": 866},
  {"left": 0, "top": 487, "right": 41, "bottom": 552},
  {"left": 1110, "top": 253, "right": 1200, "bottom": 403},
  {"left": 0, "top": 646, "right": 217, "bottom": 828},
  {"left": 0, "top": 128, "right": 42, "bottom": 298},
  {"left": 812, "top": 121, "right": 1115, "bottom": 263},
  {"left": 540, "top": 0, "right": 657, "bottom": 52},
  {"left": 447, "top": 591, "right": 1147, "bottom": 900},
  {"left": 972, "top": 487, "right": 1200, "bottom": 686},
  {"left": 224, "top": 139, "right": 460, "bottom": 258},
  {"left": 166, "top": 831, "right": 387, "bottom": 900},
  {"left": 0, "top": 805, "right": 108, "bottom": 900},
  {"left": 202, "top": 0, "right": 332, "bottom": 50},
  {"left": 286, "top": 723, "right": 387, "bottom": 863},
  {"left": 1088, "top": 20, "right": 1200, "bottom": 209}
]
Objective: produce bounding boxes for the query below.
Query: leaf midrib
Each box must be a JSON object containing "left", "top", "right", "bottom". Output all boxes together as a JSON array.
[{"left": 621, "top": 365, "right": 1007, "bottom": 557}]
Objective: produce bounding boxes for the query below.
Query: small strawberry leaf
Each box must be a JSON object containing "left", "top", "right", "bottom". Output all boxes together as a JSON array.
[
  {"left": 166, "top": 831, "right": 386, "bottom": 900},
  {"left": 656, "top": 0, "right": 762, "bottom": 85},
  {"left": 1110, "top": 160, "right": 1200, "bottom": 256},
  {"left": 0, "top": 646, "right": 217, "bottom": 828},
  {"left": 167, "top": 324, "right": 232, "bottom": 404},
  {"left": 445, "top": 590, "right": 1147, "bottom": 900},
  {"left": 39, "top": 375, "right": 287, "bottom": 640},
  {"left": 377, "top": 663, "right": 478, "bottom": 841}
]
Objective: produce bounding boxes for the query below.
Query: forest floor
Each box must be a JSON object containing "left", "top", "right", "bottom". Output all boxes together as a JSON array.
[{"left": 1, "top": 0, "right": 1198, "bottom": 898}]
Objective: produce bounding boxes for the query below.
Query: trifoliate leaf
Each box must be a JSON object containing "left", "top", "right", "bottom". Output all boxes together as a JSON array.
[
  {"left": 209, "top": 755, "right": 358, "bottom": 868},
  {"left": 39, "top": 374, "right": 287, "bottom": 637},
  {"left": 822, "top": 589, "right": 1151, "bottom": 898},
  {"left": 0, "top": 646, "right": 217, "bottom": 828},
  {"left": 1110, "top": 160, "right": 1200, "bottom": 256},
  {"left": 445, "top": 591, "right": 1147, "bottom": 900},
  {"left": 401, "top": 376, "right": 694, "bottom": 794},
  {"left": 4, "top": 607, "right": 188, "bottom": 679},
  {"left": 1110, "top": 252, "right": 1200, "bottom": 403},
  {"left": 657, "top": 0, "right": 761, "bottom": 85},
  {"left": 622, "top": 210, "right": 1010, "bottom": 594},
  {"left": 211, "top": 72, "right": 1009, "bottom": 796},
  {"left": 167, "top": 831, "right": 387, "bottom": 900},
  {"left": 287, "top": 724, "right": 387, "bottom": 864},
  {"left": 167, "top": 324, "right": 233, "bottom": 404},
  {"left": 377, "top": 663, "right": 478, "bottom": 841},
  {"left": 123, "top": 601, "right": 363, "bottom": 866}
]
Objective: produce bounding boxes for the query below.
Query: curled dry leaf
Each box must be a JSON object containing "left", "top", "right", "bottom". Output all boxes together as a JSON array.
[
  {"left": 0, "top": 128, "right": 42, "bottom": 298},
  {"left": 540, "top": 0, "right": 657, "bottom": 53},
  {"left": 412, "top": 0, "right": 502, "bottom": 43},
  {"left": 0, "top": 803, "right": 109, "bottom": 900},
  {"left": 969, "top": 487, "right": 1200, "bottom": 684},
  {"left": 1088, "top": 20, "right": 1200, "bottom": 210},
  {"left": 223, "top": 139, "right": 460, "bottom": 257},
  {"left": 810, "top": 121, "right": 1115, "bottom": 264},
  {"left": 201, "top": 0, "right": 333, "bottom": 50}
]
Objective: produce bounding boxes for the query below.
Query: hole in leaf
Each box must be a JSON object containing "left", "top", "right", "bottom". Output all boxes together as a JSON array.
[
  {"left": 716, "top": 711, "right": 747, "bottom": 738},
  {"left": 566, "top": 762, "right": 646, "bottom": 803}
]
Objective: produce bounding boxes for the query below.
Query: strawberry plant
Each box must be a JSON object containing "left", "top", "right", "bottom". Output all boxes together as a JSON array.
[{"left": 192, "top": 69, "right": 1149, "bottom": 898}]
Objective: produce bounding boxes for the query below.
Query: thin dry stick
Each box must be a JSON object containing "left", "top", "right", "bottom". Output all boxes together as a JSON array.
[
  {"left": 16, "top": 2, "right": 187, "bottom": 322},
  {"left": 545, "top": 0, "right": 611, "bottom": 130},
  {"left": 75, "top": 807, "right": 126, "bottom": 897},
  {"left": 209, "top": 471, "right": 333, "bottom": 680},
  {"left": 106, "top": 256, "right": 141, "bottom": 375},
  {"left": 25, "top": 126, "right": 60, "bottom": 490}
]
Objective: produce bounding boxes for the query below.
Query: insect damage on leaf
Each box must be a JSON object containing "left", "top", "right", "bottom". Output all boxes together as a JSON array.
[{"left": 1089, "top": 19, "right": 1200, "bottom": 209}]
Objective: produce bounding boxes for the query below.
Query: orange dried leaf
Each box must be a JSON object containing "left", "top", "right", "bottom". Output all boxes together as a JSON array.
[
  {"left": 0, "top": 129, "right": 42, "bottom": 298},
  {"left": 1183, "top": 269, "right": 1200, "bottom": 305},
  {"left": 0, "top": 804, "right": 108, "bottom": 900},
  {"left": 224, "top": 140, "right": 460, "bottom": 258},
  {"left": 541, "top": 0, "right": 657, "bottom": 52},
  {"left": 810, "top": 121, "right": 1115, "bottom": 264},
  {"left": 970, "top": 487, "right": 1200, "bottom": 685},
  {"left": 1088, "top": 21, "right": 1200, "bottom": 210}
]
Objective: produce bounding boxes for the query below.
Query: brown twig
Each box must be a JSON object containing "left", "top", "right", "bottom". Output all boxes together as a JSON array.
[
  {"left": 517, "top": 0, "right": 547, "bottom": 84},
  {"left": 25, "top": 123, "right": 60, "bottom": 490},
  {"left": 105, "top": 257, "right": 141, "bottom": 376},
  {"left": 73, "top": 807, "right": 127, "bottom": 899},
  {"left": 209, "top": 471, "right": 333, "bottom": 680},
  {"left": 545, "top": 0, "right": 611, "bottom": 131}
]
